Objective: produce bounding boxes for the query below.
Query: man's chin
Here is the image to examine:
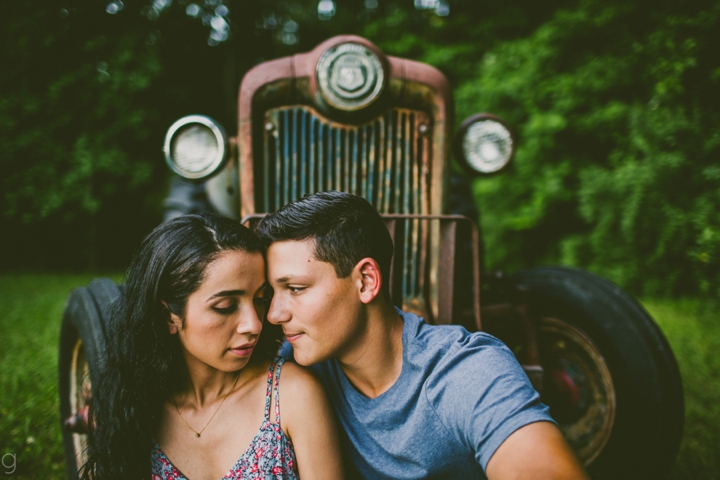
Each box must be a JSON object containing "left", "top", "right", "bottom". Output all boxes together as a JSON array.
[
  {"left": 293, "top": 349, "right": 329, "bottom": 366},
  {"left": 293, "top": 352, "right": 317, "bottom": 366}
]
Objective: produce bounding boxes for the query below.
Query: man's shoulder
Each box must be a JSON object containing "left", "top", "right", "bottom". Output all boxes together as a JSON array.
[
  {"left": 400, "top": 310, "right": 535, "bottom": 406},
  {"left": 402, "top": 308, "right": 511, "bottom": 368}
]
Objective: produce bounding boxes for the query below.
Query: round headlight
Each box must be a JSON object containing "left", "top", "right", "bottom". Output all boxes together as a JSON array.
[
  {"left": 163, "top": 115, "right": 228, "bottom": 180},
  {"left": 455, "top": 114, "right": 515, "bottom": 175},
  {"left": 316, "top": 42, "right": 385, "bottom": 111}
]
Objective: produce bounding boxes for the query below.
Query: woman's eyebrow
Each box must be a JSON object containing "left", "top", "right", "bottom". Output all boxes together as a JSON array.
[{"left": 206, "top": 290, "right": 244, "bottom": 301}]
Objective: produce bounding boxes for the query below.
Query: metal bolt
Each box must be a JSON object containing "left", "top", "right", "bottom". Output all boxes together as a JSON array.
[
  {"left": 418, "top": 123, "right": 429, "bottom": 134},
  {"left": 265, "top": 122, "right": 275, "bottom": 132}
]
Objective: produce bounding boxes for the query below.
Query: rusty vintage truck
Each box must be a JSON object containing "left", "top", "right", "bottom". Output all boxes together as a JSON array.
[{"left": 59, "top": 35, "right": 684, "bottom": 479}]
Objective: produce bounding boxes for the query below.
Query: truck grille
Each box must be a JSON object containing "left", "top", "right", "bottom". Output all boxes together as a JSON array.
[{"left": 260, "top": 105, "right": 434, "bottom": 308}]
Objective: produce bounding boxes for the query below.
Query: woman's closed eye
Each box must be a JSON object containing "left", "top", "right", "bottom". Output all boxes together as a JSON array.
[{"left": 212, "top": 302, "right": 237, "bottom": 314}]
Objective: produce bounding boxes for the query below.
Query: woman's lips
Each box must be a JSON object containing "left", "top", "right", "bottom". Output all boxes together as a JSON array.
[{"left": 229, "top": 343, "right": 256, "bottom": 357}]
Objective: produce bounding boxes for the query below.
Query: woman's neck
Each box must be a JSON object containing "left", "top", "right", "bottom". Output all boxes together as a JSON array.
[{"left": 177, "top": 358, "right": 259, "bottom": 407}]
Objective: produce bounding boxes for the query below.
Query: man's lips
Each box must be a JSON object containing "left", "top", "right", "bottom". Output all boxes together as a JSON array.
[
  {"left": 229, "top": 342, "right": 256, "bottom": 357},
  {"left": 284, "top": 332, "right": 304, "bottom": 343}
]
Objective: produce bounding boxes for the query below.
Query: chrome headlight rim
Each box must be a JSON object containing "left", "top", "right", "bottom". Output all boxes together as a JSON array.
[
  {"left": 316, "top": 41, "right": 386, "bottom": 112},
  {"left": 455, "top": 113, "right": 516, "bottom": 176},
  {"left": 163, "top": 115, "right": 228, "bottom": 181}
]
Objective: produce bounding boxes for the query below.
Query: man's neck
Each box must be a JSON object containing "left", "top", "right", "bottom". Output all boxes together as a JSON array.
[{"left": 337, "top": 301, "right": 404, "bottom": 399}]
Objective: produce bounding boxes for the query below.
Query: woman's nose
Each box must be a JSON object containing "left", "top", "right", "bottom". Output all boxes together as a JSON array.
[{"left": 238, "top": 305, "right": 263, "bottom": 335}]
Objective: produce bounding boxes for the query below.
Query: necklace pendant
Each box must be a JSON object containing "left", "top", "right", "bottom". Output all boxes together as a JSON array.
[{"left": 195, "top": 433, "right": 200, "bottom": 438}]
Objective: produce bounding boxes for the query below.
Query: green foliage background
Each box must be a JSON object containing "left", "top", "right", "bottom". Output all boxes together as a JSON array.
[{"left": 1, "top": 0, "right": 718, "bottom": 298}]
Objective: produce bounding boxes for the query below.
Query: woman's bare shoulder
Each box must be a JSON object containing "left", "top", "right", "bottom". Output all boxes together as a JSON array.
[
  {"left": 277, "top": 360, "right": 343, "bottom": 479},
  {"left": 278, "top": 360, "right": 324, "bottom": 396}
]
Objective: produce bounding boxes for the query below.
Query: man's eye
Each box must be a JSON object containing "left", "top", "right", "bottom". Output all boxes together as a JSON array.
[{"left": 289, "top": 286, "right": 306, "bottom": 294}]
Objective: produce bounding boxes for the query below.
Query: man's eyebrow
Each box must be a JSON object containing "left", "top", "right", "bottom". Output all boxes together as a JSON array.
[{"left": 274, "top": 275, "right": 307, "bottom": 284}]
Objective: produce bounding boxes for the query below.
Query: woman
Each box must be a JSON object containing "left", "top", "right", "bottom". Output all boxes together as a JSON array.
[{"left": 82, "top": 214, "right": 343, "bottom": 479}]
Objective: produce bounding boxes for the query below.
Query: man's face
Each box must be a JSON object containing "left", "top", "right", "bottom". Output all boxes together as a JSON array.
[{"left": 266, "top": 239, "right": 365, "bottom": 366}]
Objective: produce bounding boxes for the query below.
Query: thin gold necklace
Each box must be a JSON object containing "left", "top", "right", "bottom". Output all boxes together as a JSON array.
[{"left": 173, "top": 372, "right": 240, "bottom": 438}]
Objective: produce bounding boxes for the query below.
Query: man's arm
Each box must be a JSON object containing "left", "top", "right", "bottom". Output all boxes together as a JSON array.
[{"left": 486, "top": 421, "right": 589, "bottom": 480}]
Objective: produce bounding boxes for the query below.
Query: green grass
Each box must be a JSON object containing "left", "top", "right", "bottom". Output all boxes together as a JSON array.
[
  {"left": 0, "top": 274, "right": 717, "bottom": 478},
  {"left": 643, "top": 299, "right": 720, "bottom": 480},
  {"left": 0, "top": 274, "right": 121, "bottom": 479}
]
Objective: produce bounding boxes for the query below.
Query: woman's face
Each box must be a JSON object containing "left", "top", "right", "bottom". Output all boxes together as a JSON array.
[{"left": 167, "top": 249, "right": 268, "bottom": 374}]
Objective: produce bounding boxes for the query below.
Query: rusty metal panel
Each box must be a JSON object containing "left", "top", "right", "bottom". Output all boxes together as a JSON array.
[
  {"left": 260, "top": 105, "right": 436, "bottom": 310},
  {"left": 261, "top": 105, "right": 431, "bottom": 215}
]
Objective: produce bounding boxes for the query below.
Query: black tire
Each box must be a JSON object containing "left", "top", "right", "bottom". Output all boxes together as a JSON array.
[
  {"left": 508, "top": 266, "right": 683, "bottom": 479},
  {"left": 58, "top": 278, "right": 120, "bottom": 479}
]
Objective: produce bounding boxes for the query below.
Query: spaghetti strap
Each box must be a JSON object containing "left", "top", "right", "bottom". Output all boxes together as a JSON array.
[
  {"left": 273, "top": 357, "right": 284, "bottom": 425},
  {"left": 263, "top": 356, "right": 285, "bottom": 423}
]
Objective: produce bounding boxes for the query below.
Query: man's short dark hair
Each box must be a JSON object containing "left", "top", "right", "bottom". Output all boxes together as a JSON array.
[{"left": 257, "top": 191, "right": 394, "bottom": 286}]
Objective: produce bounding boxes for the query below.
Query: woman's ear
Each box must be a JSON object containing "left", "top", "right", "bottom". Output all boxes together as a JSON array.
[
  {"left": 356, "top": 258, "right": 382, "bottom": 304},
  {"left": 162, "top": 301, "right": 181, "bottom": 334}
]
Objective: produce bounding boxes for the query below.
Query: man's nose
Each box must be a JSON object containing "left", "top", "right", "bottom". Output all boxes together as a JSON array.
[{"left": 266, "top": 295, "right": 289, "bottom": 325}]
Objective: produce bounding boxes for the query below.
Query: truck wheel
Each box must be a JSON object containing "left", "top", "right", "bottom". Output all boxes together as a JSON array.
[
  {"left": 510, "top": 267, "right": 683, "bottom": 479},
  {"left": 58, "top": 278, "right": 119, "bottom": 479}
]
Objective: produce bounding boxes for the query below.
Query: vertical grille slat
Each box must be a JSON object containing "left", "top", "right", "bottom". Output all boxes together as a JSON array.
[
  {"left": 290, "top": 110, "right": 295, "bottom": 201},
  {"left": 417, "top": 115, "right": 430, "bottom": 299},
  {"left": 300, "top": 110, "right": 307, "bottom": 198},
  {"left": 262, "top": 105, "right": 433, "bottom": 305},
  {"left": 282, "top": 111, "right": 290, "bottom": 207},
  {"left": 264, "top": 111, "right": 275, "bottom": 213},
  {"left": 407, "top": 113, "right": 420, "bottom": 299},
  {"left": 352, "top": 128, "right": 360, "bottom": 196},
  {"left": 386, "top": 112, "right": 395, "bottom": 213},
  {"left": 365, "top": 124, "right": 374, "bottom": 203},
  {"left": 309, "top": 116, "right": 316, "bottom": 194},
  {"left": 334, "top": 129, "right": 341, "bottom": 191},
  {"left": 394, "top": 111, "right": 403, "bottom": 214},
  {"left": 376, "top": 115, "right": 386, "bottom": 212},
  {"left": 317, "top": 120, "right": 324, "bottom": 192}
]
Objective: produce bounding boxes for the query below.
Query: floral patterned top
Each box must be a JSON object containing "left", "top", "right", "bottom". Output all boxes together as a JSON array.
[{"left": 151, "top": 357, "right": 299, "bottom": 479}]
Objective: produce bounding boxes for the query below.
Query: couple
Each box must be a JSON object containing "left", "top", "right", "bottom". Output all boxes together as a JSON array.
[{"left": 82, "top": 191, "right": 588, "bottom": 479}]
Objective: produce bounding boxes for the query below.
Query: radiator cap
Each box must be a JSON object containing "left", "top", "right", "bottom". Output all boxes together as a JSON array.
[{"left": 316, "top": 42, "right": 385, "bottom": 111}]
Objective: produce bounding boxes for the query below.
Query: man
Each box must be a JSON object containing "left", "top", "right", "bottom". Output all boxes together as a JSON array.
[{"left": 258, "top": 191, "right": 588, "bottom": 480}]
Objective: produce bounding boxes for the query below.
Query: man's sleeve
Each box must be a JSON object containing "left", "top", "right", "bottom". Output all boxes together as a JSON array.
[
  {"left": 425, "top": 333, "right": 556, "bottom": 471},
  {"left": 278, "top": 339, "right": 294, "bottom": 360}
]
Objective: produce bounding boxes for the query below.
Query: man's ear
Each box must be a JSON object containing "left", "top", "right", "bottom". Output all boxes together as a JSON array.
[
  {"left": 356, "top": 258, "right": 382, "bottom": 304},
  {"left": 162, "top": 301, "right": 181, "bottom": 334}
]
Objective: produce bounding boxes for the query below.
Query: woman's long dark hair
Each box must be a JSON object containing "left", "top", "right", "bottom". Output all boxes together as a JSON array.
[{"left": 81, "top": 213, "right": 282, "bottom": 479}]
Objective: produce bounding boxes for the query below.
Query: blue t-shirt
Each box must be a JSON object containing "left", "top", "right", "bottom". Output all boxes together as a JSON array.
[{"left": 285, "top": 309, "right": 554, "bottom": 479}]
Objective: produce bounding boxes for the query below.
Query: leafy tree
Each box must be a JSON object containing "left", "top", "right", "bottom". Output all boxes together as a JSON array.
[
  {"left": 453, "top": 0, "right": 720, "bottom": 297},
  {"left": 2, "top": 0, "right": 718, "bottom": 300}
]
